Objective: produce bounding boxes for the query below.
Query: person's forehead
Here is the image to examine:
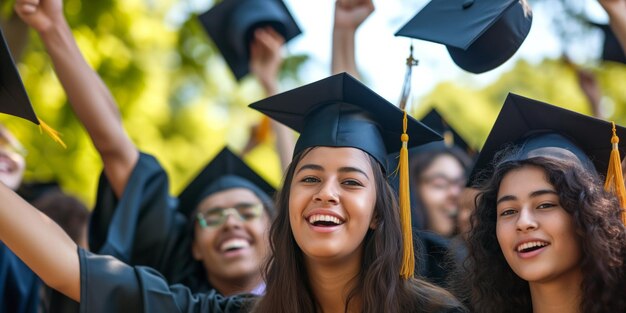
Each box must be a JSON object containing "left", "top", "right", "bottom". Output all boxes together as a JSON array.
[
  {"left": 199, "top": 187, "right": 261, "bottom": 208},
  {"left": 498, "top": 166, "right": 554, "bottom": 195},
  {"left": 423, "top": 154, "right": 465, "bottom": 174},
  {"left": 297, "top": 147, "right": 373, "bottom": 172}
]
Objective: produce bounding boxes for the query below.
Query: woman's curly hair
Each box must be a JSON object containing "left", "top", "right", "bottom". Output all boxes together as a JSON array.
[{"left": 462, "top": 153, "right": 626, "bottom": 313}]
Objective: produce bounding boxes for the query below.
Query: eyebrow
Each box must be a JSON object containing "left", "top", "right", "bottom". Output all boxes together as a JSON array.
[
  {"left": 339, "top": 166, "right": 369, "bottom": 179},
  {"left": 296, "top": 164, "right": 323, "bottom": 174},
  {"left": 496, "top": 189, "right": 558, "bottom": 205},
  {"left": 296, "top": 164, "right": 370, "bottom": 179}
]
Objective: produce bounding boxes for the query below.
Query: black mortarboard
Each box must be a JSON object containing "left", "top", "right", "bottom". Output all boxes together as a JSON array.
[
  {"left": 416, "top": 108, "right": 474, "bottom": 154},
  {"left": 591, "top": 22, "right": 626, "bottom": 64},
  {"left": 249, "top": 73, "right": 442, "bottom": 172},
  {"left": 0, "top": 28, "right": 65, "bottom": 147},
  {"left": 395, "top": 0, "right": 532, "bottom": 74},
  {"left": 0, "top": 27, "right": 39, "bottom": 124},
  {"left": 468, "top": 93, "right": 626, "bottom": 186},
  {"left": 178, "top": 147, "right": 276, "bottom": 216},
  {"left": 198, "top": 0, "right": 302, "bottom": 81}
]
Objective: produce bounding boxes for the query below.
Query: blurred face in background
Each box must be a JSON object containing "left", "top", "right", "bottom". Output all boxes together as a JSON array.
[
  {"left": 192, "top": 188, "right": 271, "bottom": 295},
  {"left": 0, "top": 125, "right": 26, "bottom": 191},
  {"left": 418, "top": 154, "right": 465, "bottom": 237}
]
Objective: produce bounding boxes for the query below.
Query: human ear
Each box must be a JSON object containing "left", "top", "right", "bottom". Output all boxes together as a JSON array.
[
  {"left": 369, "top": 214, "right": 378, "bottom": 230},
  {"left": 191, "top": 239, "right": 203, "bottom": 261}
]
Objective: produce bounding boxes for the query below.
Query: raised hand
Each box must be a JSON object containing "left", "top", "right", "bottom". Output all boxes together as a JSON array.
[
  {"left": 249, "top": 27, "right": 285, "bottom": 95},
  {"left": 333, "top": 0, "right": 375, "bottom": 32},
  {"left": 14, "top": 0, "right": 65, "bottom": 33}
]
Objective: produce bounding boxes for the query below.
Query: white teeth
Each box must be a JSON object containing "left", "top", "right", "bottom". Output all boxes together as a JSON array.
[
  {"left": 220, "top": 238, "right": 250, "bottom": 252},
  {"left": 517, "top": 241, "right": 549, "bottom": 252},
  {"left": 308, "top": 214, "right": 343, "bottom": 225}
]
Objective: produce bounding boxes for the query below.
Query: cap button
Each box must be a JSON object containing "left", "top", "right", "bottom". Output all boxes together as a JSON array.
[{"left": 462, "top": 0, "right": 474, "bottom": 9}]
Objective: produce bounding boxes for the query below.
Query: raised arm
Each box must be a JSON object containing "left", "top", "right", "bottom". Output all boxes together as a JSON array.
[
  {"left": 0, "top": 182, "right": 252, "bottom": 311},
  {"left": 14, "top": 0, "right": 138, "bottom": 197},
  {"left": 331, "top": 0, "right": 374, "bottom": 77},
  {"left": 0, "top": 182, "right": 80, "bottom": 301},
  {"left": 249, "top": 27, "right": 295, "bottom": 170},
  {"left": 599, "top": 0, "right": 626, "bottom": 54}
]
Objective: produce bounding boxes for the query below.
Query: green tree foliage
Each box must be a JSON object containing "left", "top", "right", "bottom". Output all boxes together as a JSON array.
[
  {"left": 1, "top": 0, "right": 306, "bottom": 206},
  {"left": 414, "top": 58, "right": 626, "bottom": 151}
]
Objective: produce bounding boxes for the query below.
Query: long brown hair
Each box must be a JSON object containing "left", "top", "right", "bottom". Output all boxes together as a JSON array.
[
  {"left": 252, "top": 147, "right": 463, "bottom": 313},
  {"left": 462, "top": 156, "right": 626, "bottom": 313}
]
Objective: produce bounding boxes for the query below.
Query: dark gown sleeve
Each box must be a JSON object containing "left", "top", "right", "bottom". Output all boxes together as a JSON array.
[
  {"left": 78, "top": 248, "right": 251, "bottom": 313},
  {"left": 89, "top": 152, "right": 196, "bottom": 284},
  {"left": 0, "top": 243, "right": 41, "bottom": 313}
]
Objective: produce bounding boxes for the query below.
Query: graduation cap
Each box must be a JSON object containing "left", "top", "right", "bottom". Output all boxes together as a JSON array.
[
  {"left": 198, "top": 0, "right": 302, "bottom": 81},
  {"left": 0, "top": 27, "right": 65, "bottom": 147},
  {"left": 416, "top": 108, "right": 475, "bottom": 155},
  {"left": 177, "top": 147, "right": 276, "bottom": 217},
  {"left": 1, "top": 27, "right": 40, "bottom": 125},
  {"left": 591, "top": 22, "right": 626, "bottom": 64},
  {"left": 250, "top": 72, "right": 442, "bottom": 279},
  {"left": 395, "top": 0, "right": 532, "bottom": 74},
  {"left": 249, "top": 73, "right": 442, "bottom": 171},
  {"left": 468, "top": 93, "right": 626, "bottom": 189}
]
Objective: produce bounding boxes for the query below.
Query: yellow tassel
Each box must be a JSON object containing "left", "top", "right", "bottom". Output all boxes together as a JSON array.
[
  {"left": 37, "top": 118, "right": 66, "bottom": 149},
  {"left": 399, "top": 110, "right": 414, "bottom": 279},
  {"left": 604, "top": 122, "right": 626, "bottom": 225},
  {"left": 254, "top": 116, "right": 272, "bottom": 143}
]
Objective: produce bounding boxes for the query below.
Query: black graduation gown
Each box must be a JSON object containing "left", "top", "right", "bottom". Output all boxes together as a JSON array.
[
  {"left": 76, "top": 248, "right": 251, "bottom": 312},
  {"left": 414, "top": 230, "right": 456, "bottom": 288},
  {"left": 89, "top": 152, "right": 206, "bottom": 290},
  {"left": 0, "top": 243, "right": 41, "bottom": 313},
  {"left": 47, "top": 152, "right": 205, "bottom": 312},
  {"left": 76, "top": 247, "right": 468, "bottom": 313}
]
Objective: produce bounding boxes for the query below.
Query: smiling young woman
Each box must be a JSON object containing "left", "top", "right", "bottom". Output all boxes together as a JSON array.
[
  {"left": 461, "top": 94, "right": 626, "bottom": 313},
  {"left": 248, "top": 73, "right": 465, "bottom": 313}
]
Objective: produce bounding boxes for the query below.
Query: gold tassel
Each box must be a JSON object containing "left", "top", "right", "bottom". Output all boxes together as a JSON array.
[
  {"left": 254, "top": 116, "right": 272, "bottom": 143},
  {"left": 604, "top": 122, "right": 626, "bottom": 225},
  {"left": 37, "top": 118, "right": 66, "bottom": 149},
  {"left": 399, "top": 110, "right": 414, "bottom": 279}
]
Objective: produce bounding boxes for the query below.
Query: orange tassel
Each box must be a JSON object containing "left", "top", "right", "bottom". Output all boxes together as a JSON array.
[
  {"left": 254, "top": 116, "right": 272, "bottom": 143},
  {"left": 604, "top": 122, "right": 626, "bottom": 225},
  {"left": 37, "top": 118, "right": 66, "bottom": 149},
  {"left": 398, "top": 110, "right": 414, "bottom": 279}
]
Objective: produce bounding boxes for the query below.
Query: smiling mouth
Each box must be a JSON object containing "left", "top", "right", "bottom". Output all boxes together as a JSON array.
[
  {"left": 307, "top": 214, "right": 345, "bottom": 227},
  {"left": 220, "top": 238, "right": 250, "bottom": 253},
  {"left": 516, "top": 241, "right": 550, "bottom": 253}
]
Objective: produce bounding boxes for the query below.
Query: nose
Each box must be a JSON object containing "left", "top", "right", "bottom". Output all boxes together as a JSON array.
[
  {"left": 221, "top": 212, "right": 244, "bottom": 230},
  {"left": 313, "top": 180, "right": 339, "bottom": 205},
  {"left": 449, "top": 183, "right": 463, "bottom": 197},
  {"left": 516, "top": 207, "right": 538, "bottom": 232}
]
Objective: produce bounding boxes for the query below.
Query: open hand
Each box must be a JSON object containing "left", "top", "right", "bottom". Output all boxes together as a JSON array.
[
  {"left": 14, "top": 0, "right": 65, "bottom": 33},
  {"left": 334, "top": 0, "right": 375, "bottom": 31},
  {"left": 249, "top": 27, "right": 284, "bottom": 94}
]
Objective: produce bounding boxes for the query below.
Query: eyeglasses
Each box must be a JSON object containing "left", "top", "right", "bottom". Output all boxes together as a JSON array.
[
  {"left": 196, "top": 202, "right": 264, "bottom": 228},
  {"left": 421, "top": 174, "right": 466, "bottom": 191}
]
